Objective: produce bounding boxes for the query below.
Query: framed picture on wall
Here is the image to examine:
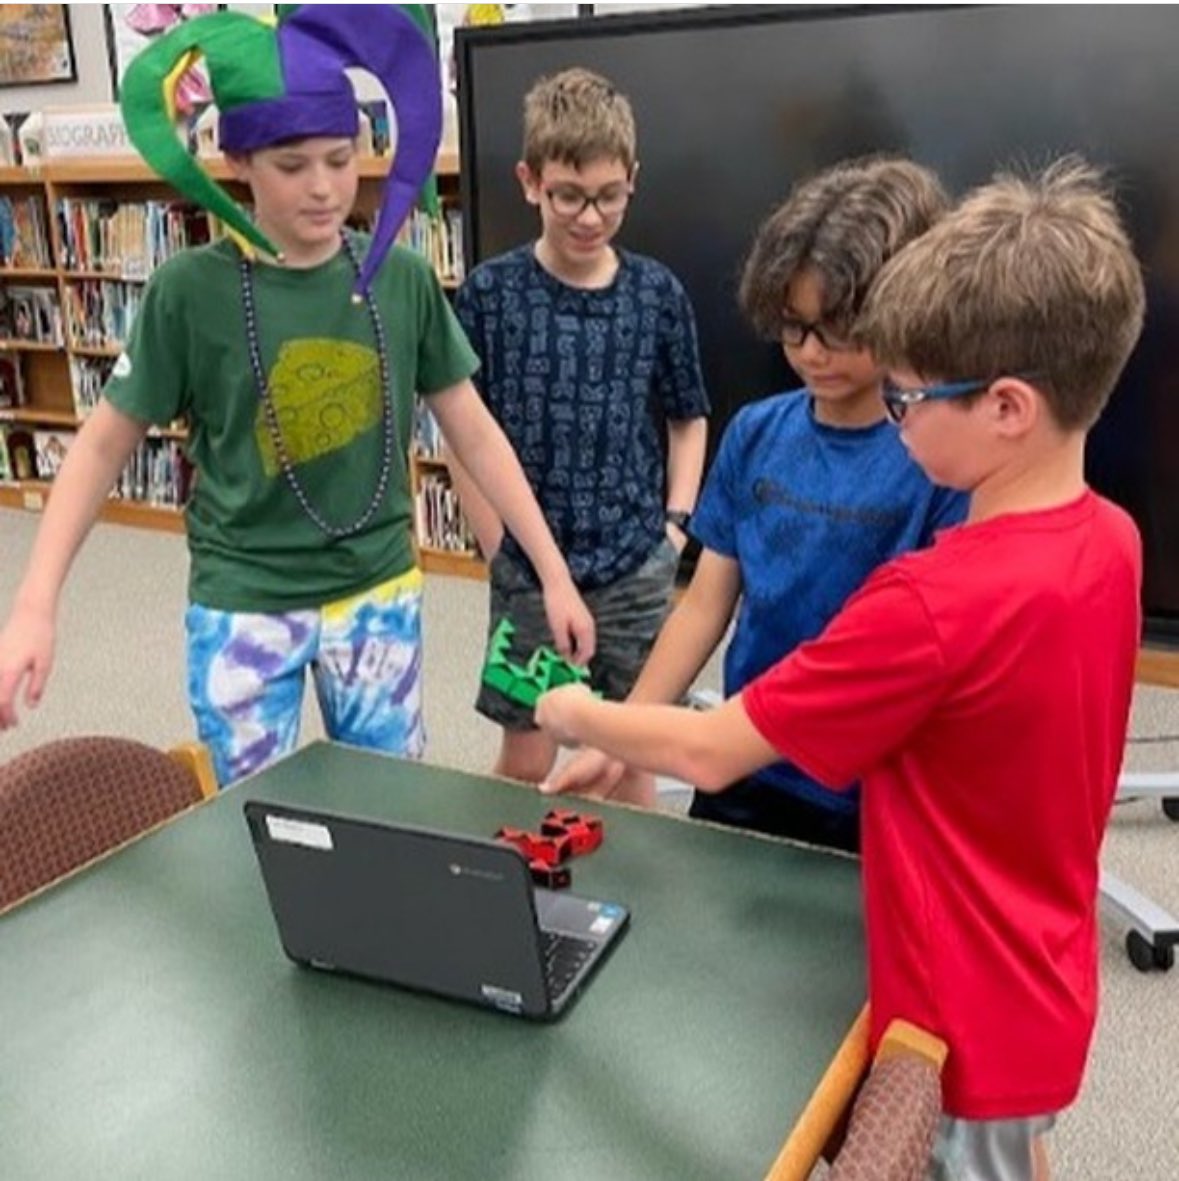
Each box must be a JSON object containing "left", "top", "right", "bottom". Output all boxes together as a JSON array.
[
  {"left": 103, "top": 3, "right": 217, "bottom": 112},
  {"left": 0, "top": 5, "right": 77, "bottom": 87}
]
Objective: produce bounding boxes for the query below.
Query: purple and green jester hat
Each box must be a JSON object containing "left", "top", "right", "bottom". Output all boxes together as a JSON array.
[{"left": 119, "top": 4, "right": 441, "bottom": 297}]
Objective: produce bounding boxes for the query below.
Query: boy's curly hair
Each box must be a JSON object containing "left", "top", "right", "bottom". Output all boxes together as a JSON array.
[
  {"left": 522, "top": 68, "right": 636, "bottom": 174},
  {"left": 739, "top": 156, "right": 949, "bottom": 341},
  {"left": 859, "top": 156, "right": 1146, "bottom": 429}
]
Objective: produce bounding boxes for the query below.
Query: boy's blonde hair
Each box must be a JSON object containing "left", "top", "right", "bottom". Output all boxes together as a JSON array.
[
  {"left": 739, "top": 156, "right": 949, "bottom": 340},
  {"left": 859, "top": 157, "right": 1146, "bottom": 429},
  {"left": 522, "top": 68, "right": 636, "bottom": 175}
]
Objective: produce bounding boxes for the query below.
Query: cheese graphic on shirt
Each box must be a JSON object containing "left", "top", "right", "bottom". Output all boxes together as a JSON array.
[{"left": 255, "top": 338, "right": 381, "bottom": 475}]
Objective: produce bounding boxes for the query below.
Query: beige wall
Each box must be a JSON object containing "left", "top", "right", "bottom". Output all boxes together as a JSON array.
[{"left": 2, "top": 6, "right": 113, "bottom": 114}]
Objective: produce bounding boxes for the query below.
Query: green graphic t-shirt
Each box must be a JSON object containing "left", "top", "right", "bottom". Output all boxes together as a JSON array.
[{"left": 105, "top": 238, "right": 478, "bottom": 612}]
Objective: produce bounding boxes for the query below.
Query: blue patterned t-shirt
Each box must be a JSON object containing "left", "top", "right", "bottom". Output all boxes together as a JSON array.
[
  {"left": 691, "top": 389, "right": 968, "bottom": 819},
  {"left": 454, "top": 244, "right": 709, "bottom": 589}
]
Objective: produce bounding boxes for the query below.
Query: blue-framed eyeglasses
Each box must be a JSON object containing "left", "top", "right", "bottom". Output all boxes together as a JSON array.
[{"left": 880, "top": 377, "right": 992, "bottom": 424}]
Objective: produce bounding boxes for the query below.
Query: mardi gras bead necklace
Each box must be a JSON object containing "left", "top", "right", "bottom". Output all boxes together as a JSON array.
[{"left": 238, "top": 232, "right": 396, "bottom": 539}]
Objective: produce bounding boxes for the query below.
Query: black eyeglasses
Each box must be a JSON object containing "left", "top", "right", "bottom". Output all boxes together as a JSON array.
[
  {"left": 780, "top": 316, "right": 854, "bottom": 353},
  {"left": 880, "top": 377, "right": 991, "bottom": 424},
  {"left": 543, "top": 184, "right": 631, "bottom": 220}
]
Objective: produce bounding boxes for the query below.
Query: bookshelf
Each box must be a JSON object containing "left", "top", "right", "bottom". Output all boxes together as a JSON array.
[
  {"left": 409, "top": 398, "right": 484, "bottom": 580},
  {"left": 0, "top": 149, "right": 485, "bottom": 579},
  {"left": 1138, "top": 648, "right": 1179, "bottom": 689}
]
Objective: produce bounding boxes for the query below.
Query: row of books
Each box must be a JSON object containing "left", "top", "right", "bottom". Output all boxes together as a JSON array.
[
  {"left": 2, "top": 417, "right": 472, "bottom": 535},
  {"left": 113, "top": 437, "right": 192, "bottom": 507},
  {"left": 414, "top": 471, "right": 475, "bottom": 554},
  {"left": 411, "top": 399, "right": 446, "bottom": 460},
  {"left": 65, "top": 281, "right": 143, "bottom": 350},
  {"left": 1, "top": 424, "right": 66, "bottom": 483},
  {"left": 0, "top": 284, "right": 64, "bottom": 345},
  {"left": 411, "top": 402, "right": 477, "bottom": 554},
  {"left": 0, "top": 354, "right": 115, "bottom": 419},
  {"left": 0, "top": 423, "right": 189, "bottom": 508},
  {"left": 70, "top": 355, "right": 117, "bottom": 417},
  {"left": 399, "top": 207, "right": 465, "bottom": 285},
  {"left": 0, "top": 196, "right": 52, "bottom": 269},
  {"left": 0, "top": 282, "right": 140, "bottom": 352},
  {"left": 56, "top": 199, "right": 214, "bottom": 279},
  {"left": 1, "top": 195, "right": 463, "bottom": 288},
  {"left": 0, "top": 353, "right": 24, "bottom": 408}
]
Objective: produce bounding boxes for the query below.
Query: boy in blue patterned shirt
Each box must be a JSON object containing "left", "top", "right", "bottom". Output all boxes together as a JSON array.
[
  {"left": 547, "top": 158, "right": 968, "bottom": 851},
  {"left": 450, "top": 67, "right": 710, "bottom": 784}
]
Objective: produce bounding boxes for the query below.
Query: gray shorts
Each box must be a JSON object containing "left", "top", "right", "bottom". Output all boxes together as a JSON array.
[
  {"left": 476, "top": 540, "right": 679, "bottom": 730},
  {"left": 928, "top": 1113, "right": 1056, "bottom": 1181}
]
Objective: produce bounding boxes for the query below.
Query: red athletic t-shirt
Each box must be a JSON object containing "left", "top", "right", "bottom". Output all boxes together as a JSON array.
[{"left": 743, "top": 491, "right": 1141, "bottom": 1117}]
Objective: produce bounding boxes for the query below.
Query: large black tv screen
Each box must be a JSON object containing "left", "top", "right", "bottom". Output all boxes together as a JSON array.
[{"left": 456, "top": 4, "right": 1179, "bottom": 646}]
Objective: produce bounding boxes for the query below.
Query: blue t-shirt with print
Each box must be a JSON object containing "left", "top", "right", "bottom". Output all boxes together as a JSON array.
[
  {"left": 454, "top": 244, "right": 709, "bottom": 590},
  {"left": 690, "top": 389, "right": 968, "bottom": 819}
]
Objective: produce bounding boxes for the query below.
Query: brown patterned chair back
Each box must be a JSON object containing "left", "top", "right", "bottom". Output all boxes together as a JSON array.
[
  {"left": 0, "top": 736, "right": 209, "bottom": 913},
  {"left": 827, "top": 1050, "right": 944, "bottom": 1181}
]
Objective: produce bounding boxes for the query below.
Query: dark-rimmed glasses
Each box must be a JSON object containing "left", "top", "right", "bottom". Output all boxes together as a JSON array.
[
  {"left": 880, "top": 377, "right": 991, "bottom": 424},
  {"left": 543, "top": 184, "right": 631, "bottom": 220},
  {"left": 780, "top": 316, "right": 855, "bottom": 353}
]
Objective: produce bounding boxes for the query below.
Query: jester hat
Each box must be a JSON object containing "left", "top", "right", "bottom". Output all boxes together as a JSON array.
[{"left": 120, "top": 5, "right": 441, "bottom": 295}]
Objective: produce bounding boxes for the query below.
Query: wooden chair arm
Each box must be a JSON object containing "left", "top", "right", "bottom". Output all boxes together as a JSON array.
[{"left": 168, "top": 742, "right": 219, "bottom": 799}]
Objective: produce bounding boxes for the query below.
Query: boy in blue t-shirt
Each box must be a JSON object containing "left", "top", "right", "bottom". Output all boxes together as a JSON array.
[
  {"left": 547, "top": 157, "right": 967, "bottom": 851},
  {"left": 449, "top": 68, "right": 710, "bottom": 784}
]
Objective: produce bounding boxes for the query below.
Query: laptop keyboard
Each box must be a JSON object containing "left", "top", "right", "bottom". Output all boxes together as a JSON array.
[{"left": 540, "top": 930, "right": 598, "bottom": 997}]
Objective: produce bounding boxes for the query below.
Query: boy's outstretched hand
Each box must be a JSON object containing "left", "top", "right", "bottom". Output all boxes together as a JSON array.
[
  {"left": 541, "top": 579, "right": 596, "bottom": 665},
  {"left": 0, "top": 605, "right": 55, "bottom": 729},
  {"left": 542, "top": 746, "right": 628, "bottom": 798},
  {"left": 540, "top": 745, "right": 658, "bottom": 806}
]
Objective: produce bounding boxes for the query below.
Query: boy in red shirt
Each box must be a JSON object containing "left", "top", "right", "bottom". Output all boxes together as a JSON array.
[{"left": 535, "top": 158, "right": 1146, "bottom": 1180}]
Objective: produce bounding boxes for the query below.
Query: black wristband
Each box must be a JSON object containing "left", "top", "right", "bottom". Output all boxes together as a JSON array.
[{"left": 665, "top": 509, "right": 691, "bottom": 532}]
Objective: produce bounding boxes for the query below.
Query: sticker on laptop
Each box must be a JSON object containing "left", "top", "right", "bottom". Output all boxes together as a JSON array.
[
  {"left": 265, "top": 814, "right": 334, "bottom": 851},
  {"left": 481, "top": 984, "right": 524, "bottom": 1012}
]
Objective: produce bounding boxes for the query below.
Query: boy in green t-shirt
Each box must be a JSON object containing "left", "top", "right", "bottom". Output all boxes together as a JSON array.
[{"left": 0, "top": 7, "right": 592, "bottom": 786}]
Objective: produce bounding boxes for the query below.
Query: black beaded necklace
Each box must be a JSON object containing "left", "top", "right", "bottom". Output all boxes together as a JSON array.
[{"left": 238, "top": 232, "right": 396, "bottom": 539}]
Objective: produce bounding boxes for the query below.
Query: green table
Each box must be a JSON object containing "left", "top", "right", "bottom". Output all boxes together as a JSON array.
[{"left": 0, "top": 741, "right": 866, "bottom": 1181}]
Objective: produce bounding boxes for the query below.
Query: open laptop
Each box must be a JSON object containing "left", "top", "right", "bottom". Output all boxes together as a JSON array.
[{"left": 243, "top": 800, "right": 629, "bottom": 1019}]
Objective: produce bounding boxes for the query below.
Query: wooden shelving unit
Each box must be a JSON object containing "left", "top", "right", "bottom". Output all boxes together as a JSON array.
[
  {"left": 0, "top": 148, "right": 483, "bottom": 578},
  {"left": 415, "top": 546, "right": 485, "bottom": 580},
  {"left": 1138, "top": 648, "right": 1179, "bottom": 689}
]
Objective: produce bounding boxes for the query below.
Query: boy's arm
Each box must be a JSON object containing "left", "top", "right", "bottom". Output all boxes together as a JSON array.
[
  {"left": 543, "top": 550, "right": 740, "bottom": 796},
  {"left": 654, "top": 270, "right": 709, "bottom": 554},
  {"left": 536, "top": 686, "right": 778, "bottom": 793},
  {"left": 439, "top": 446, "right": 504, "bottom": 560},
  {"left": 541, "top": 565, "right": 948, "bottom": 800},
  {"left": 0, "top": 400, "right": 149, "bottom": 728},
  {"left": 441, "top": 277, "right": 504, "bottom": 557},
  {"left": 664, "top": 416, "right": 707, "bottom": 548},
  {"left": 427, "top": 378, "right": 595, "bottom": 663},
  {"left": 631, "top": 548, "right": 741, "bottom": 702}
]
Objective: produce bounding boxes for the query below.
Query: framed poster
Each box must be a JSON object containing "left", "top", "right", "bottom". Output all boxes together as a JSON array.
[
  {"left": 103, "top": 3, "right": 216, "bottom": 111},
  {"left": 0, "top": 5, "right": 77, "bottom": 87}
]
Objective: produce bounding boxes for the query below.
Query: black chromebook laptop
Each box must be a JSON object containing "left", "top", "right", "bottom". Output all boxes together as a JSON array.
[{"left": 243, "top": 800, "right": 629, "bottom": 1019}]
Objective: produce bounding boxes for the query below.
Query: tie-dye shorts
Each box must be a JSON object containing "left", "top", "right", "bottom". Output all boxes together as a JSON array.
[{"left": 185, "top": 569, "right": 424, "bottom": 787}]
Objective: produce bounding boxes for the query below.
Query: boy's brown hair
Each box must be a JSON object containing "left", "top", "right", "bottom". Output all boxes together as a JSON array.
[
  {"left": 739, "top": 156, "right": 949, "bottom": 341},
  {"left": 859, "top": 156, "right": 1147, "bottom": 429},
  {"left": 522, "top": 68, "right": 636, "bottom": 175}
]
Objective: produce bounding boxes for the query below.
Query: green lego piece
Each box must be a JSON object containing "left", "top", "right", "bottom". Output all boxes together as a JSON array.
[{"left": 481, "top": 618, "right": 592, "bottom": 708}]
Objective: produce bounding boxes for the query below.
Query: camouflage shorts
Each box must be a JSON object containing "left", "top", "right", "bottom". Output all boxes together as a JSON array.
[{"left": 476, "top": 539, "right": 679, "bottom": 730}]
